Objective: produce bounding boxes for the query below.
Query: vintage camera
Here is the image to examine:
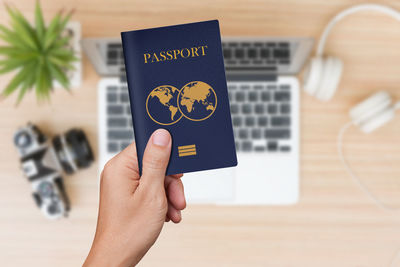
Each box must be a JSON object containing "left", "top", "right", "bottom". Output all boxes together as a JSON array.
[{"left": 13, "top": 123, "right": 94, "bottom": 219}]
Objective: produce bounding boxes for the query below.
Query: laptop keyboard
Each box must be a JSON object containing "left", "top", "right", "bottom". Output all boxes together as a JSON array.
[
  {"left": 103, "top": 40, "right": 294, "bottom": 154},
  {"left": 229, "top": 82, "right": 291, "bottom": 152},
  {"left": 222, "top": 41, "right": 290, "bottom": 70},
  {"left": 106, "top": 85, "right": 134, "bottom": 153}
]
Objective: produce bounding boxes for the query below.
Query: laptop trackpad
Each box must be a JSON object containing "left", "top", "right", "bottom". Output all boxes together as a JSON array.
[{"left": 181, "top": 168, "right": 235, "bottom": 204}]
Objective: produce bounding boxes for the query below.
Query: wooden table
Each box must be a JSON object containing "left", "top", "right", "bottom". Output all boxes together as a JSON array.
[{"left": 1, "top": 0, "right": 400, "bottom": 266}]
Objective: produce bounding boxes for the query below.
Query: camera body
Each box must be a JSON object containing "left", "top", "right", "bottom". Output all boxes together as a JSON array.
[{"left": 14, "top": 123, "right": 94, "bottom": 219}]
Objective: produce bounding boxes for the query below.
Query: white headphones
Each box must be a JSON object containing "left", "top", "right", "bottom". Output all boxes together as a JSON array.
[
  {"left": 304, "top": 4, "right": 400, "bottom": 212},
  {"left": 304, "top": 3, "right": 400, "bottom": 134}
]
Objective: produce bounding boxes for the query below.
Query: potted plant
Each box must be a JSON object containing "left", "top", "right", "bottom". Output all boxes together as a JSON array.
[{"left": 0, "top": 1, "right": 81, "bottom": 105}]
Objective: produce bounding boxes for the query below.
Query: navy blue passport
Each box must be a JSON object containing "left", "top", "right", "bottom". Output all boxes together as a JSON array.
[{"left": 121, "top": 20, "right": 237, "bottom": 175}]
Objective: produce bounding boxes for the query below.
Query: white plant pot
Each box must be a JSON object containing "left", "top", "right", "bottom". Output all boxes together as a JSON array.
[{"left": 54, "top": 21, "right": 82, "bottom": 89}]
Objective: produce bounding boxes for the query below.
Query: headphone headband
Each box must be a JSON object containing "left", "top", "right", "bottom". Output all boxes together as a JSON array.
[{"left": 316, "top": 4, "right": 400, "bottom": 57}]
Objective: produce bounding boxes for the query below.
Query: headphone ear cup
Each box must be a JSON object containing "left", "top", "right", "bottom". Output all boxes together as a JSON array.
[
  {"left": 303, "top": 57, "right": 343, "bottom": 101},
  {"left": 349, "top": 91, "right": 395, "bottom": 133},
  {"left": 303, "top": 57, "right": 324, "bottom": 97},
  {"left": 359, "top": 107, "right": 395, "bottom": 133},
  {"left": 315, "top": 57, "right": 343, "bottom": 101}
]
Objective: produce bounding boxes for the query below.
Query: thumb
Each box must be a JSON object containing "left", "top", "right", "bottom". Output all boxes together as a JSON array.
[{"left": 140, "top": 129, "right": 172, "bottom": 190}]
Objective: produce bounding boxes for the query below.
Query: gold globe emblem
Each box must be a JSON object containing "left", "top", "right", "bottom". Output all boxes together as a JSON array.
[
  {"left": 177, "top": 81, "right": 217, "bottom": 121},
  {"left": 146, "top": 85, "right": 183, "bottom": 125}
]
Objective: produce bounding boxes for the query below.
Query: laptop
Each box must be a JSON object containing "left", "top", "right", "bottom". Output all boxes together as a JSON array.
[{"left": 82, "top": 36, "right": 313, "bottom": 205}]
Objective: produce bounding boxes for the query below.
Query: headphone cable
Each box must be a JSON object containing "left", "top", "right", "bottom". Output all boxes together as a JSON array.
[{"left": 337, "top": 121, "right": 398, "bottom": 212}]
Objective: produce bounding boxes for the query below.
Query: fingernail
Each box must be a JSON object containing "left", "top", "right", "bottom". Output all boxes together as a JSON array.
[{"left": 152, "top": 129, "right": 170, "bottom": 147}]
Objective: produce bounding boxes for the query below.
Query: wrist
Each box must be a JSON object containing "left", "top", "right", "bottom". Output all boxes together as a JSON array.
[{"left": 84, "top": 236, "right": 141, "bottom": 267}]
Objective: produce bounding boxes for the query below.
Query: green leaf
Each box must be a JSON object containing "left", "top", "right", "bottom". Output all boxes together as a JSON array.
[
  {"left": 51, "top": 36, "right": 72, "bottom": 49},
  {"left": 0, "top": 25, "right": 31, "bottom": 50},
  {"left": 35, "top": 1, "right": 45, "bottom": 43},
  {"left": 44, "top": 11, "right": 72, "bottom": 50},
  {"left": 48, "top": 55, "right": 75, "bottom": 69},
  {"left": 5, "top": 5, "right": 39, "bottom": 50},
  {"left": 47, "top": 61, "right": 69, "bottom": 89},
  {"left": 15, "top": 64, "right": 36, "bottom": 105},
  {"left": 2, "top": 63, "right": 32, "bottom": 96}
]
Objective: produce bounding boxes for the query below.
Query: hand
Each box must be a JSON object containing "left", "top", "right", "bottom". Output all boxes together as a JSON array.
[{"left": 84, "top": 129, "right": 186, "bottom": 267}]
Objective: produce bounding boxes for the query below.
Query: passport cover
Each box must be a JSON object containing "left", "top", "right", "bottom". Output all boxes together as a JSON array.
[{"left": 121, "top": 20, "right": 237, "bottom": 175}]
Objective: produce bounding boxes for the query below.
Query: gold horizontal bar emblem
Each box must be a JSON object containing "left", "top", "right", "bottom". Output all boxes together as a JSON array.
[{"left": 178, "top": 144, "right": 197, "bottom": 157}]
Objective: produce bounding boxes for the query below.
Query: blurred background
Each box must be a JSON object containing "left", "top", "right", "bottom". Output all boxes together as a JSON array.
[{"left": 1, "top": 0, "right": 400, "bottom": 266}]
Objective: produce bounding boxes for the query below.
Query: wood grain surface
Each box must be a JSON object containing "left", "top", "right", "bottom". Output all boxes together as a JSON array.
[{"left": 1, "top": 0, "right": 400, "bottom": 266}]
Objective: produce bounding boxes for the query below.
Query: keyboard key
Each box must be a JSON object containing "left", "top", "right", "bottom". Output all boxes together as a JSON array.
[
  {"left": 254, "top": 85, "right": 264, "bottom": 90},
  {"left": 236, "top": 92, "right": 245, "bottom": 102},
  {"left": 107, "top": 105, "right": 123, "bottom": 115},
  {"left": 230, "top": 104, "right": 239, "bottom": 114},
  {"left": 274, "top": 91, "right": 291, "bottom": 101},
  {"left": 248, "top": 91, "right": 258, "bottom": 101},
  {"left": 239, "top": 129, "right": 249, "bottom": 139},
  {"left": 261, "top": 91, "right": 270, "bottom": 101},
  {"left": 267, "top": 104, "right": 277, "bottom": 114},
  {"left": 278, "top": 42, "right": 289, "bottom": 47},
  {"left": 235, "top": 48, "right": 245, "bottom": 58},
  {"left": 228, "top": 92, "right": 233, "bottom": 101},
  {"left": 235, "top": 142, "right": 240, "bottom": 151},
  {"left": 108, "top": 130, "right": 134, "bottom": 140},
  {"left": 267, "top": 85, "right": 277, "bottom": 90},
  {"left": 108, "top": 43, "right": 122, "bottom": 49},
  {"left": 242, "top": 141, "right": 252, "bottom": 151},
  {"left": 242, "top": 104, "right": 252, "bottom": 114},
  {"left": 107, "top": 86, "right": 118, "bottom": 91},
  {"left": 120, "top": 142, "right": 130, "bottom": 150},
  {"left": 223, "top": 48, "right": 232, "bottom": 59},
  {"left": 264, "top": 129, "right": 290, "bottom": 139},
  {"left": 107, "top": 142, "right": 119, "bottom": 153},
  {"left": 251, "top": 129, "right": 262, "bottom": 139},
  {"left": 260, "top": 48, "right": 269, "bottom": 58},
  {"left": 267, "top": 43, "right": 276, "bottom": 47},
  {"left": 255, "top": 104, "right": 264, "bottom": 114},
  {"left": 245, "top": 117, "right": 255, "bottom": 126},
  {"left": 280, "top": 104, "right": 291, "bottom": 114},
  {"left": 267, "top": 141, "right": 278, "bottom": 151},
  {"left": 258, "top": 117, "right": 268, "bottom": 127},
  {"left": 241, "top": 42, "right": 251, "bottom": 47},
  {"left": 280, "top": 146, "right": 291, "bottom": 152},
  {"left": 107, "top": 60, "right": 117, "bottom": 65},
  {"left": 240, "top": 85, "right": 250, "bottom": 90},
  {"left": 107, "top": 50, "right": 118, "bottom": 59},
  {"left": 279, "top": 84, "right": 291, "bottom": 90},
  {"left": 228, "top": 84, "right": 237, "bottom": 91},
  {"left": 232, "top": 116, "right": 242, "bottom": 127},
  {"left": 248, "top": 48, "right": 257, "bottom": 58},
  {"left": 120, "top": 93, "right": 129, "bottom": 102},
  {"left": 126, "top": 106, "right": 131, "bottom": 114},
  {"left": 107, "top": 93, "right": 117, "bottom": 103},
  {"left": 254, "top": 146, "right": 265, "bottom": 152},
  {"left": 273, "top": 49, "right": 290, "bottom": 59},
  {"left": 107, "top": 118, "right": 127, "bottom": 127},
  {"left": 271, "top": 116, "right": 291, "bottom": 126}
]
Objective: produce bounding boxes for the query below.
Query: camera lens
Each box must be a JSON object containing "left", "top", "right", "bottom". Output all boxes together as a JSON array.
[
  {"left": 14, "top": 131, "right": 31, "bottom": 148},
  {"left": 53, "top": 129, "right": 94, "bottom": 174},
  {"left": 47, "top": 202, "right": 60, "bottom": 215},
  {"left": 38, "top": 181, "right": 54, "bottom": 198}
]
